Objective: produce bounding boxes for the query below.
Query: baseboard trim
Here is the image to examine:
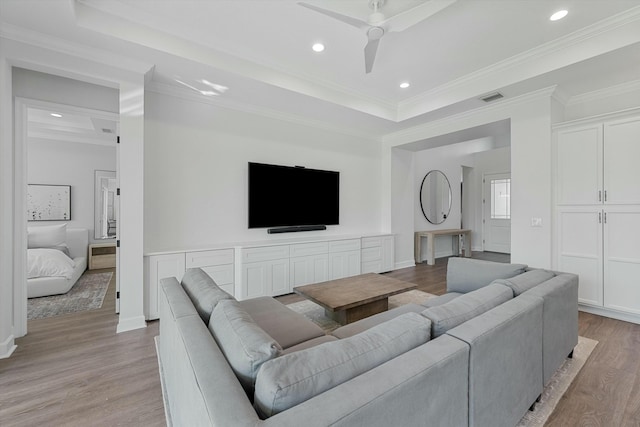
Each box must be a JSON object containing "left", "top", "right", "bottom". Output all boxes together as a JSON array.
[
  {"left": 116, "top": 315, "right": 147, "bottom": 333},
  {"left": 0, "top": 334, "right": 17, "bottom": 359},
  {"left": 394, "top": 260, "right": 416, "bottom": 270},
  {"left": 579, "top": 304, "right": 640, "bottom": 325}
]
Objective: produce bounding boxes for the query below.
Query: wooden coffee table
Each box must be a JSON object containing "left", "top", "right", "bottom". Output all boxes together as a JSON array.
[{"left": 293, "top": 273, "right": 417, "bottom": 325}]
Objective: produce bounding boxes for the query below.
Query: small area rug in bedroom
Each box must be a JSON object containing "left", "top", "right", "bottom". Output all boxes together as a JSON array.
[{"left": 28, "top": 271, "right": 112, "bottom": 320}]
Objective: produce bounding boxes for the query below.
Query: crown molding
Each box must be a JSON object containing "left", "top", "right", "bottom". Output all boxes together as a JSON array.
[
  {"left": 552, "top": 106, "right": 640, "bottom": 130},
  {"left": 566, "top": 79, "right": 640, "bottom": 106},
  {"left": 397, "top": 6, "right": 640, "bottom": 120},
  {"left": 384, "top": 86, "right": 558, "bottom": 145},
  {"left": 146, "top": 81, "right": 380, "bottom": 141},
  {"left": 0, "top": 22, "right": 154, "bottom": 76}
]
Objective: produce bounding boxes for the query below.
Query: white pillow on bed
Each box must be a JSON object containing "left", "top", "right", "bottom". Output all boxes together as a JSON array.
[
  {"left": 27, "top": 248, "right": 76, "bottom": 279},
  {"left": 28, "top": 224, "right": 67, "bottom": 248}
]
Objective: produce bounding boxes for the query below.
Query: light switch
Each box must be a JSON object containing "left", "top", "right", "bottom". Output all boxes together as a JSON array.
[{"left": 531, "top": 217, "right": 543, "bottom": 227}]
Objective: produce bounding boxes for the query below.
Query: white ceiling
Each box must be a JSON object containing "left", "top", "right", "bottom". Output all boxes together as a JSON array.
[{"left": 2, "top": 0, "right": 640, "bottom": 139}]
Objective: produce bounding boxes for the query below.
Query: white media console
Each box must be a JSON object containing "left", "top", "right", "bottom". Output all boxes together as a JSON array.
[{"left": 144, "top": 234, "right": 394, "bottom": 320}]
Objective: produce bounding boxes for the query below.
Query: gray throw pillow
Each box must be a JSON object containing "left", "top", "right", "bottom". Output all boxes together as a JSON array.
[
  {"left": 181, "top": 268, "right": 234, "bottom": 323},
  {"left": 446, "top": 258, "right": 527, "bottom": 293},
  {"left": 421, "top": 283, "right": 513, "bottom": 337},
  {"left": 254, "top": 312, "right": 431, "bottom": 418},
  {"left": 209, "top": 300, "right": 281, "bottom": 395},
  {"left": 493, "top": 269, "right": 556, "bottom": 296}
]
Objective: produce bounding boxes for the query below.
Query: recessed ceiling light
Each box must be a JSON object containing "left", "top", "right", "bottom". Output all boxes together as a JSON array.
[
  {"left": 399, "top": 82, "right": 410, "bottom": 89},
  {"left": 312, "top": 43, "right": 325, "bottom": 53},
  {"left": 550, "top": 10, "right": 568, "bottom": 21},
  {"left": 50, "top": 113, "right": 62, "bottom": 118}
]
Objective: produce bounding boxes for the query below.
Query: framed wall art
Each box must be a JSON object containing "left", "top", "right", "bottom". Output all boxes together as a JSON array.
[{"left": 27, "top": 184, "right": 71, "bottom": 221}]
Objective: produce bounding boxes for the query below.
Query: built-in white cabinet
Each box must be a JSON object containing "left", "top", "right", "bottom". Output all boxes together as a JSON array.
[
  {"left": 145, "top": 234, "right": 393, "bottom": 309},
  {"left": 556, "top": 115, "right": 640, "bottom": 206},
  {"left": 554, "top": 111, "right": 640, "bottom": 323},
  {"left": 144, "top": 247, "right": 234, "bottom": 320},
  {"left": 144, "top": 253, "right": 186, "bottom": 320},
  {"left": 361, "top": 235, "right": 394, "bottom": 274},
  {"left": 328, "top": 239, "right": 361, "bottom": 280},
  {"left": 186, "top": 249, "right": 235, "bottom": 296}
]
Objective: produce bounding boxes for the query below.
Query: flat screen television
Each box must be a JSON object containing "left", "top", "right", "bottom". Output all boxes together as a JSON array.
[{"left": 248, "top": 162, "right": 339, "bottom": 229}]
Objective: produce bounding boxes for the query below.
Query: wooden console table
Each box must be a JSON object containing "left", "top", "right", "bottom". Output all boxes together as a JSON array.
[{"left": 414, "top": 229, "right": 472, "bottom": 265}]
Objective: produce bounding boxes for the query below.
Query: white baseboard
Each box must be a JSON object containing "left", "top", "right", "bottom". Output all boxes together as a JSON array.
[
  {"left": 579, "top": 304, "right": 640, "bottom": 325},
  {"left": 0, "top": 334, "right": 17, "bottom": 359},
  {"left": 394, "top": 260, "right": 416, "bottom": 270},
  {"left": 116, "top": 315, "right": 147, "bottom": 333}
]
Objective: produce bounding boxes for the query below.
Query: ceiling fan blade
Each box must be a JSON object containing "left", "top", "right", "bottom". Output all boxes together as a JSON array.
[
  {"left": 298, "top": 2, "right": 369, "bottom": 29},
  {"left": 386, "top": 0, "right": 457, "bottom": 33},
  {"left": 364, "top": 38, "right": 380, "bottom": 74}
]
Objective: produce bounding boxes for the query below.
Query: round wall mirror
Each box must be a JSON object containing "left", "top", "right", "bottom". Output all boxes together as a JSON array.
[{"left": 420, "top": 170, "right": 452, "bottom": 225}]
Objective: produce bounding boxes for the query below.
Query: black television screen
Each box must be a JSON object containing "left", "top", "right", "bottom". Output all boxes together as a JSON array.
[{"left": 248, "top": 162, "right": 339, "bottom": 229}]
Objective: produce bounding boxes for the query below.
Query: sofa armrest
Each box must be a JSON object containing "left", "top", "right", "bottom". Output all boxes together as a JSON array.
[
  {"left": 447, "top": 295, "right": 543, "bottom": 427},
  {"left": 524, "top": 273, "right": 579, "bottom": 384}
]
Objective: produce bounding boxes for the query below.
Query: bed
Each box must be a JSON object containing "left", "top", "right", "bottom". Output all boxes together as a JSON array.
[{"left": 27, "top": 225, "right": 89, "bottom": 298}]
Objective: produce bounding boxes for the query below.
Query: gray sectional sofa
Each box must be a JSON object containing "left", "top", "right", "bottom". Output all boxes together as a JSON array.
[{"left": 158, "top": 259, "right": 578, "bottom": 427}]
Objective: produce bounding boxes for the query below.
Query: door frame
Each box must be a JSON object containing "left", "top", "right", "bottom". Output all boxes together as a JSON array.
[{"left": 14, "top": 97, "right": 119, "bottom": 336}]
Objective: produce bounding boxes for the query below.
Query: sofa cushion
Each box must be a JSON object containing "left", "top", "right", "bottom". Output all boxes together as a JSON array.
[
  {"left": 281, "top": 335, "right": 339, "bottom": 355},
  {"left": 331, "top": 303, "right": 425, "bottom": 339},
  {"left": 254, "top": 312, "right": 431, "bottom": 418},
  {"left": 421, "top": 283, "right": 513, "bottom": 337},
  {"left": 493, "top": 269, "right": 556, "bottom": 296},
  {"left": 208, "top": 300, "right": 281, "bottom": 395},
  {"left": 420, "top": 292, "right": 462, "bottom": 308},
  {"left": 238, "top": 297, "right": 324, "bottom": 349},
  {"left": 181, "top": 268, "right": 234, "bottom": 324},
  {"left": 446, "top": 258, "right": 527, "bottom": 293}
]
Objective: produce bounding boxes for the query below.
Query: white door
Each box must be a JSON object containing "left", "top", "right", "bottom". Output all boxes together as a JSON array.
[
  {"left": 557, "top": 207, "right": 603, "bottom": 307},
  {"left": 555, "top": 124, "right": 603, "bottom": 205},
  {"left": 604, "top": 207, "right": 640, "bottom": 314},
  {"left": 604, "top": 116, "right": 640, "bottom": 205},
  {"left": 483, "top": 173, "right": 511, "bottom": 253}
]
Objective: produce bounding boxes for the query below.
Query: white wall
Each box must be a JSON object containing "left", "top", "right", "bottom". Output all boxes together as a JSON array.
[
  {"left": 390, "top": 147, "right": 415, "bottom": 268},
  {"left": 13, "top": 68, "right": 118, "bottom": 113},
  {"left": 27, "top": 139, "right": 116, "bottom": 243},
  {"left": 144, "top": 91, "right": 383, "bottom": 252}
]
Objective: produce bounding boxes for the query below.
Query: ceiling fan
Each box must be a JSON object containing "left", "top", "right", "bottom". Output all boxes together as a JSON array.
[{"left": 299, "top": 0, "right": 457, "bottom": 74}]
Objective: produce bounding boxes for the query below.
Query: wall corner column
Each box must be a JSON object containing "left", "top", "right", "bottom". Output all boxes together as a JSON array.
[{"left": 116, "top": 77, "right": 148, "bottom": 333}]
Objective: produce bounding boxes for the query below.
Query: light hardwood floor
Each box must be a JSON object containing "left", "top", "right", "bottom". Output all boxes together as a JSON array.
[
  {"left": 0, "top": 268, "right": 166, "bottom": 427},
  {"left": 2, "top": 257, "right": 640, "bottom": 426}
]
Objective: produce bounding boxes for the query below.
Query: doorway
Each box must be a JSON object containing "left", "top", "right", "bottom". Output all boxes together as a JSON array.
[
  {"left": 16, "top": 94, "right": 119, "bottom": 333},
  {"left": 483, "top": 172, "right": 511, "bottom": 253}
]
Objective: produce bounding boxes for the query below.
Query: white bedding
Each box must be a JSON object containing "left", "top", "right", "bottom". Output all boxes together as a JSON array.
[{"left": 27, "top": 248, "right": 76, "bottom": 279}]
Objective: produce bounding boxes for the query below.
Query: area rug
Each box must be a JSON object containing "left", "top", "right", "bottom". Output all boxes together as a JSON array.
[
  {"left": 27, "top": 272, "right": 112, "bottom": 320},
  {"left": 287, "top": 292, "right": 598, "bottom": 427}
]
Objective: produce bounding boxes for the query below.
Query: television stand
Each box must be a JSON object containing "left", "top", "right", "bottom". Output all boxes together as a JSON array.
[{"left": 268, "top": 225, "right": 326, "bottom": 234}]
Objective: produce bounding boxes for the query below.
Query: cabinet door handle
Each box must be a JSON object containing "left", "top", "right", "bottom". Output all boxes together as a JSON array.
[
  {"left": 599, "top": 212, "right": 602, "bottom": 223},
  {"left": 598, "top": 190, "right": 602, "bottom": 202},
  {"left": 604, "top": 190, "right": 607, "bottom": 202},
  {"left": 604, "top": 212, "right": 607, "bottom": 224}
]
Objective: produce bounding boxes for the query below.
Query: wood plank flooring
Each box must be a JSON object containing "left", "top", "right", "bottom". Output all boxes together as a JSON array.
[
  {"left": 0, "top": 268, "right": 165, "bottom": 427},
  {"left": 2, "top": 255, "right": 640, "bottom": 426}
]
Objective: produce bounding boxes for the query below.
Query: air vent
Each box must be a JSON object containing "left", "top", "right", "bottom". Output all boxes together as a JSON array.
[
  {"left": 102, "top": 128, "right": 114, "bottom": 134},
  {"left": 480, "top": 92, "right": 504, "bottom": 103}
]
